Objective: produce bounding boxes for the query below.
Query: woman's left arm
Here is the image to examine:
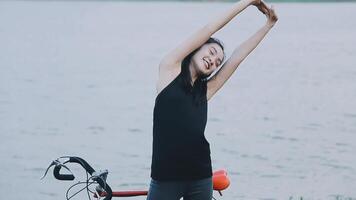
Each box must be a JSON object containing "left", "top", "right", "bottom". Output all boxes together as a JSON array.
[{"left": 207, "top": 4, "right": 278, "bottom": 101}]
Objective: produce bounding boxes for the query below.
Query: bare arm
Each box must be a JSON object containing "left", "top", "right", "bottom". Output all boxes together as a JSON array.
[
  {"left": 157, "top": 0, "right": 254, "bottom": 94},
  {"left": 161, "top": 0, "right": 253, "bottom": 67},
  {"left": 207, "top": 4, "right": 278, "bottom": 101}
]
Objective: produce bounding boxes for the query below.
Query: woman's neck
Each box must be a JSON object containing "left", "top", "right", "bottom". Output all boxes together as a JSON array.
[{"left": 189, "top": 63, "right": 198, "bottom": 85}]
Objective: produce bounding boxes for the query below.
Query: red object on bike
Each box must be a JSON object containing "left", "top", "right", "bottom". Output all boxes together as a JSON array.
[
  {"left": 94, "top": 191, "right": 148, "bottom": 198},
  {"left": 212, "top": 169, "right": 230, "bottom": 191},
  {"left": 112, "top": 191, "right": 148, "bottom": 196}
]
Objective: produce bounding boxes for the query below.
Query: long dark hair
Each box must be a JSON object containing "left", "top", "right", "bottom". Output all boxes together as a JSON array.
[{"left": 180, "top": 37, "right": 225, "bottom": 105}]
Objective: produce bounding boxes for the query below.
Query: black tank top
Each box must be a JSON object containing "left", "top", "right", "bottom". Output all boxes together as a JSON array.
[{"left": 150, "top": 71, "right": 212, "bottom": 181}]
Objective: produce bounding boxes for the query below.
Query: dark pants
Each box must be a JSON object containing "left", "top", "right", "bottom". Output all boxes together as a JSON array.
[{"left": 146, "top": 177, "right": 213, "bottom": 200}]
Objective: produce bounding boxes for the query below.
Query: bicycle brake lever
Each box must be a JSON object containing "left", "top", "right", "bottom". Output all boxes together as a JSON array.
[
  {"left": 41, "top": 160, "right": 59, "bottom": 180},
  {"left": 92, "top": 170, "right": 108, "bottom": 180},
  {"left": 41, "top": 159, "right": 73, "bottom": 180}
]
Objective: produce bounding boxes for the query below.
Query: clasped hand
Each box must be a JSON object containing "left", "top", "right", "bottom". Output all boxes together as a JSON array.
[{"left": 250, "top": 0, "right": 278, "bottom": 27}]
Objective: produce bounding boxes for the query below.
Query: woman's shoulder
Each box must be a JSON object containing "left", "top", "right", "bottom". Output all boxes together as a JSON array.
[{"left": 156, "top": 64, "right": 182, "bottom": 96}]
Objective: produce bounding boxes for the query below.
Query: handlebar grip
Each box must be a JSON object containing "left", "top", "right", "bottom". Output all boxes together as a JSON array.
[
  {"left": 53, "top": 165, "right": 75, "bottom": 181},
  {"left": 69, "top": 157, "right": 95, "bottom": 174}
]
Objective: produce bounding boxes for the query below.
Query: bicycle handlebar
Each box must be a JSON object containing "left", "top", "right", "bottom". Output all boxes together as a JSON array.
[
  {"left": 43, "top": 156, "right": 113, "bottom": 200},
  {"left": 53, "top": 165, "right": 75, "bottom": 180}
]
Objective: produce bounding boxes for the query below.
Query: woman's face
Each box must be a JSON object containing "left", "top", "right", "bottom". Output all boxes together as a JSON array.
[{"left": 192, "top": 43, "right": 224, "bottom": 77}]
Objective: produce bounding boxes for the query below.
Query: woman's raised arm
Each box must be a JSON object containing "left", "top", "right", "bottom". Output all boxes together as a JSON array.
[
  {"left": 157, "top": 0, "right": 256, "bottom": 94},
  {"left": 207, "top": 4, "right": 278, "bottom": 101},
  {"left": 160, "top": 0, "right": 254, "bottom": 70}
]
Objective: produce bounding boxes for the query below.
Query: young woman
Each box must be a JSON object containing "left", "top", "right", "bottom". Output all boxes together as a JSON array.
[{"left": 148, "top": 0, "right": 278, "bottom": 199}]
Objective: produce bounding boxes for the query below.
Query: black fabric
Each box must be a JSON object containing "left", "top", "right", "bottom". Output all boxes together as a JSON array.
[{"left": 150, "top": 71, "right": 212, "bottom": 181}]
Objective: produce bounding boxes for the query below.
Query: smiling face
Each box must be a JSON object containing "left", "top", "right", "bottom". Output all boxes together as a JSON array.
[{"left": 191, "top": 43, "right": 225, "bottom": 78}]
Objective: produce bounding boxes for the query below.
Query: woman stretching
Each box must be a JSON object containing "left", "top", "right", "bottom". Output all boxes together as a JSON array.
[{"left": 148, "top": 0, "right": 278, "bottom": 199}]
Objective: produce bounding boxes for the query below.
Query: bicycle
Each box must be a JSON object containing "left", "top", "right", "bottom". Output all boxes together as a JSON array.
[{"left": 42, "top": 156, "right": 230, "bottom": 200}]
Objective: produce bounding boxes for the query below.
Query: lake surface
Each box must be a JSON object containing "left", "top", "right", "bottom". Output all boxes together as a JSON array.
[{"left": 1, "top": 1, "right": 356, "bottom": 200}]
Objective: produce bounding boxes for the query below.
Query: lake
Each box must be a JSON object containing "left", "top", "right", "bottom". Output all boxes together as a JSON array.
[{"left": 0, "top": 1, "right": 355, "bottom": 200}]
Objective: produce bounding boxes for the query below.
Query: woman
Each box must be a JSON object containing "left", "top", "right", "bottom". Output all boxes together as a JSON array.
[{"left": 148, "top": 0, "right": 278, "bottom": 199}]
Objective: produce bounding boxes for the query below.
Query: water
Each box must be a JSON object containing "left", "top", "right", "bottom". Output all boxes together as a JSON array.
[{"left": 0, "top": 1, "right": 356, "bottom": 200}]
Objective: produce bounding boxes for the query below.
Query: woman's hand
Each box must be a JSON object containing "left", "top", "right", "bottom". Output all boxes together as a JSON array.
[
  {"left": 250, "top": 0, "right": 269, "bottom": 15},
  {"left": 265, "top": 5, "right": 278, "bottom": 28}
]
